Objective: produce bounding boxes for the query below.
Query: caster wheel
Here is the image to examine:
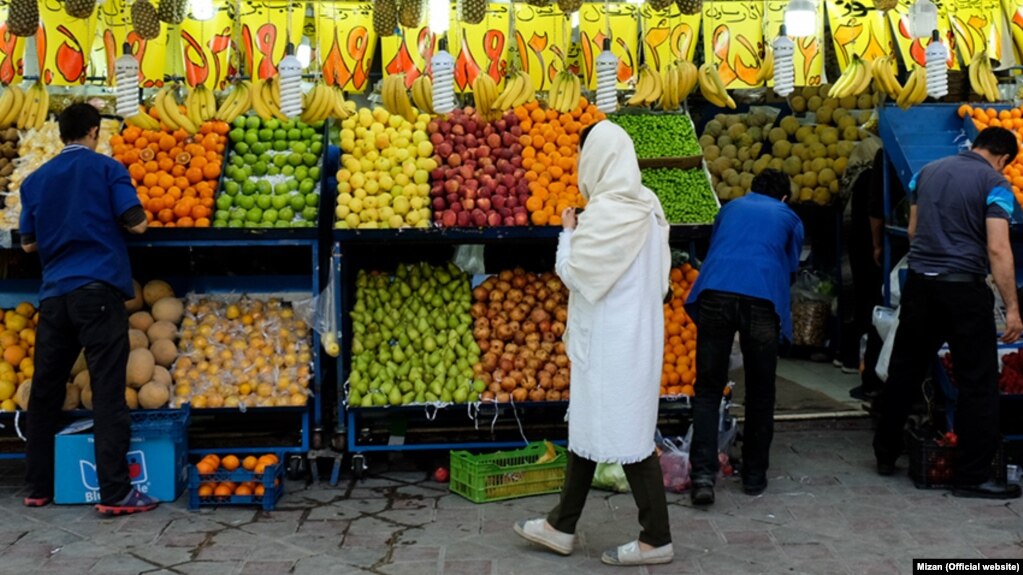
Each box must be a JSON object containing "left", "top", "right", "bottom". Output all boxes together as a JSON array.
[
  {"left": 351, "top": 454, "right": 367, "bottom": 480},
  {"left": 287, "top": 455, "right": 308, "bottom": 481}
]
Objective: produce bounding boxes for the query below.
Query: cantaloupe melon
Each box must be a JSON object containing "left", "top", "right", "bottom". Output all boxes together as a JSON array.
[
  {"left": 138, "top": 382, "right": 169, "bottom": 409},
  {"left": 129, "top": 329, "right": 149, "bottom": 351},
  {"left": 63, "top": 384, "right": 80, "bottom": 411},
  {"left": 70, "top": 350, "right": 87, "bottom": 376},
  {"left": 125, "top": 280, "right": 144, "bottom": 312},
  {"left": 147, "top": 320, "right": 177, "bottom": 342},
  {"left": 143, "top": 280, "right": 174, "bottom": 307},
  {"left": 152, "top": 365, "right": 171, "bottom": 387},
  {"left": 73, "top": 370, "right": 90, "bottom": 389},
  {"left": 14, "top": 380, "right": 30, "bottom": 410},
  {"left": 129, "top": 311, "right": 154, "bottom": 332},
  {"left": 125, "top": 387, "right": 138, "bottom": 409},
  {"left": 151, "top": 298, "right": 183, "bottom": 324},
  {"left": 81, "top": 385, "right": 93, "bottom": 410},
  {"left": 150, "top": 338, "right": 177, "bottom": 367},
  {"left": 127, "top": 348, "right": 155, "bottom": 388}
]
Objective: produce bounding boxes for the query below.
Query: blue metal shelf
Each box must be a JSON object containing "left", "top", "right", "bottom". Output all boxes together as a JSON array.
[
  {"left": 332, "top": 224, "right": 712, "bottom": 244},
  {"left": 878, "top": 104, "right": 968, "bottom": 193}
]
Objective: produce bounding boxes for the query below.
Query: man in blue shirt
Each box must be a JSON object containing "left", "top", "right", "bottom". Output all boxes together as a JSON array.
[
  {"left": 19, "top": 103, "right": 157, "bottom": 515},
  {"left": 685, "top": 168, "right": 804, "bottom": 505},
  {"left": 874, "top": 127, "right": 1022, "bottom": 500}
]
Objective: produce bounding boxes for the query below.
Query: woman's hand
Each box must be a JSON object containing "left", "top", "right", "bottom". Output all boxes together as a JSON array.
[{"left": 562, "top": 207, "right": 577, "bottom": 230}]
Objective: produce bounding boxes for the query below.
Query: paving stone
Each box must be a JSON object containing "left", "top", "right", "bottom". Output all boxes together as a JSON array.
[
  {"left": 86, "top": 553, "right": 161, "bottom": 573},
  {"left": 239, "top": 560, "right": 297, "bottom": 575}
]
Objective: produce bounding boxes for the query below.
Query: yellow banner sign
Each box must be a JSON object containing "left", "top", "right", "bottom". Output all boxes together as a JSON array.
[
  {"left": 640, "top": 4, "right": 701, "bottom": 73},
  {"left": 37, "top": 0, "right": 98, "bottom": 85},
  {"left": 948, "top": 0, "right": 1003, "bottom": 64},
  {"left": 238, "top": 0, "right": 305, "bottom": 80},
  {"left": 1006, "top": 0, "right": 1023, "bottom": 64},
  {"left": 449, "top": 4, "right": 511, "bottom": 93},
  {"left": 886, "top": 0, "right": 957, "bottom": 70},
  {"left": 825, "top": 0, "right": 891, "bottom": 70},
  {"left": 380, "top": 25, "right": 438, "bottom": 88},
  {"left": 764, "top": 1, "right": 824, "bottom": 86},
  {"left": 702, "top": 1, "right": 765, "bottom": 88},
  {"left": 99, "top": 0, "right": 167, "bottom": 88},
  {"left": 513, "top": 4, "right": 571, "bottom": 92},
  {"left": 0, "top": 2, "right": 26, "bottom": 85},
  {"left": 316, "top": 2, "right": 377, "bottom": 93},
  {"left": 578, "top": 3, "right": 639, "bottom": 90},
  {"left": 181, "top": 2, "right": 234, "bottom": 90}
]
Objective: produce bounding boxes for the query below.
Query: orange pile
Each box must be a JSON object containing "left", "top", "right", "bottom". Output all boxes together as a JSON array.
[
  {"left": 662, "top": 264, "right": 699, "bottom": 397},
  {"left": 111, "top": 110, "right": 229, "bottom": 228},
  {"left": 958, "top": 104, "right": 1023, "bottom": 205},
  {"left": 195, "top": 453, "right": 280, "bottom": 498},
  {"left": 514, "top": 98, "right": 605, "bottom": 226}
]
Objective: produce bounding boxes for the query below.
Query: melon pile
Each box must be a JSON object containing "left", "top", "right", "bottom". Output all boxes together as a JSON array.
[{"left": 66, "top": 279, "right": 183, "bottom": 411}]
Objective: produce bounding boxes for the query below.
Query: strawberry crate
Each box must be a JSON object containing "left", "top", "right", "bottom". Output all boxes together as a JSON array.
[
  {"left": 187, "top": 453, "right": 285, "bottom": 511},
  {"left": 450, "top": 441, "right": 567, "bottom": 503}
]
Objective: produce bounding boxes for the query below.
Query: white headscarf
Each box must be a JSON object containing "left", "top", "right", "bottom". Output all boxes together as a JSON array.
[{"left": 565, "top": 121, "right": 671, "bottom": 303}]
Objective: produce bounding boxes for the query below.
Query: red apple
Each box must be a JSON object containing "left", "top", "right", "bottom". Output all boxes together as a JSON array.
[
  {"left": 514, "top": 212, "right": 529, "bottom": 226},
  {"left": 457, "top": 211, "right": 471, "bottom": 226},
  {"left": 433, "top": 467, "right": 449, "bottom": 482},
  {"left": 487, "top": 212, "right": 502, "bottom": 226},
  {"left": 441, "top": 211, "right": 457, "bottom": 227}
]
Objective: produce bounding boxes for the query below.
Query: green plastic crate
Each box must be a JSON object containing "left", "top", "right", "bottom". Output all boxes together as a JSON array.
[{"left": 449, "top": 442, "right": 568, "bottom": 503}]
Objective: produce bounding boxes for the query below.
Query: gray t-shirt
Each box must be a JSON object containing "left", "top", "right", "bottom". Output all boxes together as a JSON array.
[{"left": 908, "top": 151, "right": 1014, "bottom": 276}]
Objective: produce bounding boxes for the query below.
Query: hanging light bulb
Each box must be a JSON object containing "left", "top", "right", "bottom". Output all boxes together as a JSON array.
[
  {"left": 190, "top": 0, "right": 215, "bottom": 21},
  {"left": 114, "top": 43, "right": 140, "bottom": 118},
  {"left": 595, "top": 38, "right": 617, "bottom": 113},
  {"left": 909, "top": 0, "right": 938, "bottom": 39},
  {"left": 784, "top": 0, "right": 816, "bottom": 38},
  {"left": 277, "top": 43, "right": 304, "bottom": 118},
  {"left": 430, "top": 0, "right": 455, "bottom": 114},
  {"left": 772, "top": 26, "right": 796, "bottom": 97},
  {"left": 296, "top": 38, "right": 312, "bottom": 69},
  {"left": 925, "top": 30, "right": 948, "bottom": 98}
]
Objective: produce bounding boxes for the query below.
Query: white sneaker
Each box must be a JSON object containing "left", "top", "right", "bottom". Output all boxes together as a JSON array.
[
  {"left": 601, "top": 540, "right": 674, "bottom": 566},
  {"left": 513, "top": 519, "right": 574, "bottom": 555}
]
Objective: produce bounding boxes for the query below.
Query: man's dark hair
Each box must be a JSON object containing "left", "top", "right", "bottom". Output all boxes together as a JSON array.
[
  {"left": 58, "top": 103, "right": 101, "bottom": 144},
  {"left": 751, "top": 168, "right": 792, "bottom": 201},
  {"left": 973, "top": 126, "right": 1019, "bottom": 160}
]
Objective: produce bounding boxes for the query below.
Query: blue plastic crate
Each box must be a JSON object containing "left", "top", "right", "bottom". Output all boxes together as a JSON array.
[
  {"left": 187, "top": 452, "right": 285, "bottom": 511},
  {"left": 54, "top": 408, "right": 190, "bottom": 505}
]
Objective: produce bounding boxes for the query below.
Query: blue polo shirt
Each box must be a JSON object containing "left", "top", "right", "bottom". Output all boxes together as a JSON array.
[
  {"left": 908, "top": 150, "right": 1014, "bottom": 276},
  {"left": 19, "top": 145, "right": 139, "bottom": 300},
  {"left": 686, "top": 193, "right": 804, "bottom": 341}
]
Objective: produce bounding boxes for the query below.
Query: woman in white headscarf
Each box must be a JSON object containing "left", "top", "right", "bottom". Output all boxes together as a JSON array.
[{"left": 514, "top": 120, "right": 673, "bottom": 566}]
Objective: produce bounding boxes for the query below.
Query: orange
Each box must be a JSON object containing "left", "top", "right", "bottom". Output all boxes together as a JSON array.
[
  {"left": 196, "top": 460, "right": 215, "bottom": 475},
  {"left": 221, "top": 455, "right": 240, "bottom": 471},
  {"left": 214, "top": 484, "right": 233, "bottom": 497},
  {"left": 198, "top": 483, "right": 215, "bottom": 497},
  {"left": 202, "top": 454, "right": 221, "bottom": 468},
  {"left": 254, "top": 484, "right": 266, "bottom": 497},
  {"left": 234, "top": 484, "right": 253, "bottom": 496},
  {"left": 242, "top": 456, "right": 258, "bottom": 471}
]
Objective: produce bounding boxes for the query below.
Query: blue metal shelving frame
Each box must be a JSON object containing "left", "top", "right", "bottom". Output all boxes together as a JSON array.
[{"left": 332, "top": 224, "right": 710, "bottom": 459}]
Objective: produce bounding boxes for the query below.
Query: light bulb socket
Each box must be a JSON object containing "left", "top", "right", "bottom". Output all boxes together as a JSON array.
[
  {"left": 285, "top": 43, "right": 295, "bottom": 56},
  {"left": 438, "top": 37, "right": 449, "bottom": 52},
  {"left": 122, "top": 42, "right": 132, "bottom": 56},
  {"left": 931, "top": 30, "right": 940, "bottom": 42},
  {"left": 602, "top": 38, "right": 611, "bottom": 51},
  {"left": 779, "top": 24, "right": 787, "bottom": 36}
]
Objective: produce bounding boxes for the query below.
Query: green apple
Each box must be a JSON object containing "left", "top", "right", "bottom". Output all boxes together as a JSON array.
[
  {"left": 236, "top": 195, "right": 255, "bottom": 210},
  {"left": 244, "top": 132, "right": 259, "bottom": 146},
  {"left": 299, "top": 180, "right": 315, "bottom": 194},
  {"left": 241, "top": 181, "right": 257, "bottom": 195},
  {"left": 282, "top": 165, "right": 295, "bottom": 177},
  {"left": 245, "top": 207, "right": 263, "bottom": 222},
  {"left": 278, "top": 206, "right": 295, "bottom": 221},
  {"left": 274, "top": 182, "right": 290, "bottom": 195},
  {"left": 309, "top": 167, "right": 321, "bottom": 181},
  {"left": 289, "top": 194, "right": 306, "bottom": 211},
  {"left": 245, "top": 116, "right": 261, "bottom": 130},
  {"left": 216, "top": 195, "right": 233, "bottom": 211},
  {"left": 274, "top": 220, "right": 291, "bottom": 228},
  {"left": 262, "top": 208, "right": 278, "bottom": 223},
  {"left": 288, "top": 129, "right": 303, "bottom": 141},
  {"left": 301, "top": 206, "right": 318, "bottom": 221},
  {"left": 288, "top": 153, "right": 303, "bottom": 166},
  {"left": 234, "top": 141, "right": 249, "bottom": 154},
  {"left": 305, "top": 192, "right": 319, "bottom": 207},
  {"left": 311, "top": 142, "right": 323, "bottom": 155},
  {"left": 257, "top": 180, "right": 272, "bottom": 195},
  {"left": 292, "top": 141, "right": 307, "bottom": 154},
  {"left": 229, "top": 128, "right": 245, "bottom": 143},
  {"left": 265, "top": 119, "right": 280, "bottom": 130},
  {"left": 303, "top": 153, "right": 318, "bottom": 167},
  {"left": 268, "top": 165, "right": 281, "bottom": 176},
  {"left": 271, "top": 195, "right": 289, "bottom": 209},
  {"left": 228, "top": 218, "right": 244, "bottom": 228},
  {"left": 253, "top": 161, "right": 267, "bottom": 176},
  {"left": 256, "top": 194, "right": 272, "bottom": 209},
  {"left": 273, "top": 154, "right": 289, "bottom": 167},
  {"left": 274, "top": 129, "right": 288, "bottom": 140}
]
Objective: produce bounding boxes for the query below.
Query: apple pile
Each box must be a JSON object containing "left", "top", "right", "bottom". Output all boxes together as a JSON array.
[
  {"left": 336, "top": 107, "right": 436, "bottom": 229},
  {"left": 347, "top": 262, "right": 481, "bottom": 406},
  {"left": 471, "top": 268, "right": 570, "bottom": 403},
  {"left": 429, "top": 108, "right": 531, "bottom": 228}
]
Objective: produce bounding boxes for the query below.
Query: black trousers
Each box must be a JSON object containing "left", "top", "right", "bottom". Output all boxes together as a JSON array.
[
  {"left": 691, "top": 291, "right": 780, "bottom": 483},
  {"left": 873, "top": 274, "right": 1000, "bottom": 485},
  {"left": 547, "top": 451, "right": 671, "bottom": 547},
  {"left": 27, "top": 283, "right": 132, "bottom": 504}
]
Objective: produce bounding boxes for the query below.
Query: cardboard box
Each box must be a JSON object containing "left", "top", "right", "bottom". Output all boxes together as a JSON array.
[{"left": 54, "top": 410, "right": 189, "bottom": 504}]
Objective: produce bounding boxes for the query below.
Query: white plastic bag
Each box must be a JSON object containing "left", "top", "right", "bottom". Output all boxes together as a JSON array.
[
  {"left": 728, "top": 334, "right": 743, "bottom": 371},
  {"left": 592, "top": 463, "right": 630, "bottom": 493},
  {"left": 888, "top": 254, "right": 909, "bottom": 308},
  {"left": 292, "top": 261, "right": 340, "bottom": 357},
  {"left": 874, "top": 306, "right": 900, "bottom": 382},
  {"left": 658, "top": 433, "right": 692, "bottom": 493}
]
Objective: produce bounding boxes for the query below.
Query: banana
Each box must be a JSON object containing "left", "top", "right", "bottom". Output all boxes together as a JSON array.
[
  {"left": 677, "top": 60, "right": 698, "bottom": 101},
  {"left": 699, "top": 63, "right": 736, "bottom": 109},
  {"left": 627, "top": 67, "right": 652, "bottom": 106},
  {"left": 871, "top": 55, "right": 902, "bottom": 100},
  {"left": 125, "top": 105, "right": 160, "bottom": 130},
  {"left": 473, "top": 73, "right": 499, "bottom": 119},
  {"left": 215, "top": 82, "right": 251, "bottom": 123},
  {"left": 513, "top": 70, "right": 536, "bottom": 108},
  {"left": 16, "top": 83, "right": 35, "bottom": 130},
  {"left": 250, "top": 78, "right": 274, "bottom": 121},
  {"left": 852, "top": 57, "right": 873, "bottom": 97},
  {"left": 659, "top": 63, "right": 677, "bottom": 111},
  {"left": 0, "top": 85, "right": 24, "bottom": 129},
  {"left": 979, "top": 53, "right": 999, "bottom": 103},
  {"left": 828, "top": 56, "right": 870, "bottom": 99},
  {"left": 382, "top": 74, "right": 416, "bottom": 122},
  {"left": 331, "top": 86, "right": 354, "bottom": 120},
  {"left": 158, "top": 86, "right": 199, "bottom": 134},
  {"left": 186, "top": 86, "right": 203, "bottom": 126},
  {"left": 411, "top": 75, "right": 434, "bottom": 114},
  {"left": 757, "top": 46, "right": 774, "bottom": 85},
  {"left": 644, "top": 66, "right": 662, "bottom": 105},
  {"left": 19, "top": 81, "right": 49, "bottom": 130},
  {"left": 897, "top": 66, "right": 928, "bottom": 109}
]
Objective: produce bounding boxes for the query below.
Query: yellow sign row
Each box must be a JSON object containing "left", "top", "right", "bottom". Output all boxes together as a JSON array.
[{"left": 0, "top": 0, "right": 1020, "bottom": 91}]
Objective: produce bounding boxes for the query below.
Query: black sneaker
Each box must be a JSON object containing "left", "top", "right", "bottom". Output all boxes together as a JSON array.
[
  {"left": 849, "top": 386, "right": 879, "bottom": 401},
  {"left": 742, "top": 473, "right": 767, "bottom": 496},
  {"left": 876, "top": 460, "right": 896, "bottom": 476},
  {"left": 690, "top": 483, "right": 714, "bottom": 506},
  {"left": 952, "top": 481, "right": 1022, "bottom": 500}
]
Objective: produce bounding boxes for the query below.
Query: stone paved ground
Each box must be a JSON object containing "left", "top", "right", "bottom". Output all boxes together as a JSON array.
[{"left": 0, "top": 428, "right": 1020, "bottom": 575}]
